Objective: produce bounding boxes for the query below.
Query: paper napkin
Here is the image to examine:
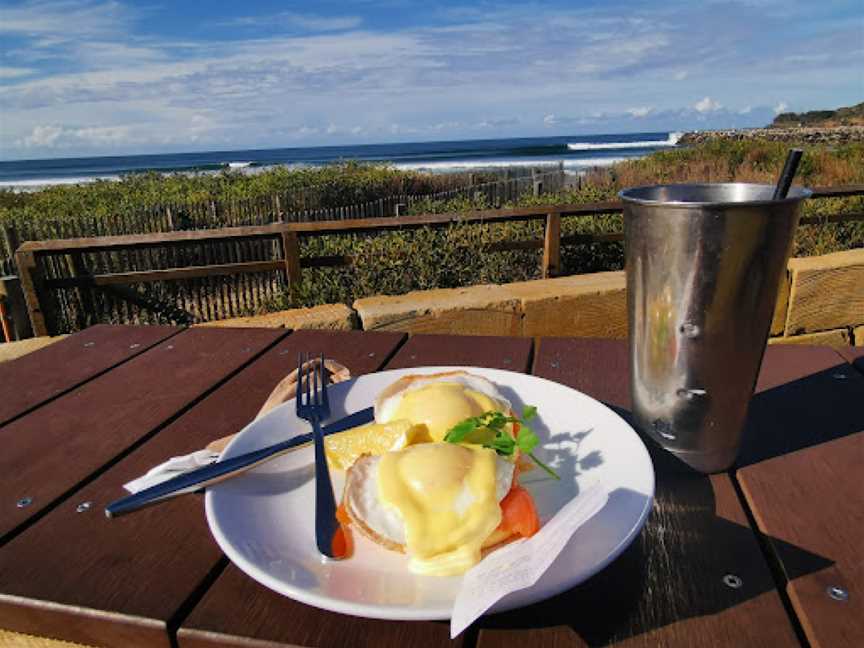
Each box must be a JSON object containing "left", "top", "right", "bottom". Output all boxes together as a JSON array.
[
  {"left": 450, "top": 481, "right": 610, "bottom": 638},
  {"left": 123, "top": 358, "right": 351, "bottom": 494}
]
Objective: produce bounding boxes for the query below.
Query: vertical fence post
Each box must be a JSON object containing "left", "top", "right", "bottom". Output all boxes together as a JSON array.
[
  {"left": 15, "top": 249, "right": 49, "bottom": 336},
  {"left": 542, "top": 212, "right": 561, "bottom": 279},
  {"left": 0, "top": 276, "right": 32, "bottom": 340},
  {"left": 280, "top": 227, "right": 302, "bottom": 303}
]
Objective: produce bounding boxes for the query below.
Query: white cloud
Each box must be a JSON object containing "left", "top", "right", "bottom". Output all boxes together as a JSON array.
[
  {"left": 0, "top": 0, "right": 132, "bottom": 37},
  {"left": 738, "top": 106, "right": 753, "bottom": 114},
  {"left": 19, "top": 125, "right": 64, "bottom": 148},
  {"left": 0, "top": 66, "right": 36, "bottom": 79},
  {"left": 693, "top": 96, "right": 722, "bottom": 113},
  {"left": 227, "top": 12, "right": 363, "bottom": 32},
  {"left": 17, "top": 123, "right": 136, "bottom": 149},
  {"left": 543, "top": 114, "right": 557, "bottom": 127},
  {"left": 627, "top": 106, "right": 652, "bottom": 118},
  {"left": 774, "top": 101, "right": 789, "bottom": 114},
  {"left": 672, "top": 70, "right": 688, "bottom": 81}
]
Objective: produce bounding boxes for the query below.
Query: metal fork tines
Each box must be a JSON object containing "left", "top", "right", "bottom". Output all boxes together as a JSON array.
[{"left": 296, "top": 353, "right": 348, "bottom": 560}]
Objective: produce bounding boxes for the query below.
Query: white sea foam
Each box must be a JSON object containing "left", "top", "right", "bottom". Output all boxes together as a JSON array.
[
  {"left": 395, "top": 157, "right": 630, "bottom": 172},
  {"left": 0, "top": 175, "right": 121, "bottom": 191},
  {"left": 226, "top": 161, "right": 253, "bottom": 169},
  {"left": 567, "top": 132, "right": 682, "bottom": 151}
]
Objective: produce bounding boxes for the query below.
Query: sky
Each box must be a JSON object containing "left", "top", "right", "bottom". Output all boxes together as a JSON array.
[{"left": 0, "top": 0, "right": 862, "bottom": 160}]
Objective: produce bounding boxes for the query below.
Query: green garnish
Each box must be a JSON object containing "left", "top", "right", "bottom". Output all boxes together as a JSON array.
[{"left": 443, "top": 406, "right": 559, "bottom": 479}]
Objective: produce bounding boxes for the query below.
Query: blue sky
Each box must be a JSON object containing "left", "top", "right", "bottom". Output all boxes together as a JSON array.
[{"left": 0, "top": 0, "right": 861, "bottom": 160}]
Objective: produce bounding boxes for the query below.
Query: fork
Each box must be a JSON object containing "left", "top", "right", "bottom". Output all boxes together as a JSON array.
[{"left": 296, "top": 353, "right": 348, "bottom": 560}]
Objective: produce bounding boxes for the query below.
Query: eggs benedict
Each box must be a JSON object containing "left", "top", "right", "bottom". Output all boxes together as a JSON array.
[{"left": 337, "top": 371, "right": 543, "bottom": 576}]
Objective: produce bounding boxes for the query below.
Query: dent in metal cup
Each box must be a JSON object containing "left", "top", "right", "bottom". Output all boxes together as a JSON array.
[{"left": 620, "top": 183, "right": 811, "bottom": 473}]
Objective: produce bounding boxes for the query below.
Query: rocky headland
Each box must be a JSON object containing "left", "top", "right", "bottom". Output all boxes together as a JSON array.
[{"left": 679, "top": 125, "right": 864, "bottom": 146}]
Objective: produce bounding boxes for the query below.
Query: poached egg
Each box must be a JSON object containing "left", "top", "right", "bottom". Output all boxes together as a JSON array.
[
  {"left": 374, "top": 371, "right": 511, "bottom": 442},
  {"left": 344, "top": 442, "right": 515, "bottom": 576}
]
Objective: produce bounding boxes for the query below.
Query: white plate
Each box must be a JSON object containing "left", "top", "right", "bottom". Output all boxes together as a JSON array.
[{"left": 205, "top": 366, "right": 654, "bottom": 620}]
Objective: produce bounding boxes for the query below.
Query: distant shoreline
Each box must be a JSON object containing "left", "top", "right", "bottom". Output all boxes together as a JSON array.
[{"left": 680, "top": 125, "right": 864, "bottom": 145}]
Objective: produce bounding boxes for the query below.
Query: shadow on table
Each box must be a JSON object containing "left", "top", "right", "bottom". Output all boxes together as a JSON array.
[
  {"left": 737, "top": 362, "right": 864, "bottom": 467},
  {"left": 474, "top": 405, "right": 834, "bottom": 645}
]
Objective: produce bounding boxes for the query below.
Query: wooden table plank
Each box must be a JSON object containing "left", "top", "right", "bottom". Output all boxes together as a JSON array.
[
  {"left": 173, "top": 331, "right": 472, "bottom": 648},
  {"left": 0, "top": 324, "right": 179, "bottom": 426},
  {"left": 0, "top": 329, "right": 406, "bottom": 648},
  {"left": 474, "top": 338, "right": 799, "bottom": 647},
  {"left": 737, "top": 345, "right": 864, "bottom": 467},
  {"left": 181, "top": 564, "right": 457, "bottom": 648},
  {"left": 0, "top": 326, "right": 285, "bottom": 543},
  {"left": 738, "top": 432, "right": 864, "bottom": 648},
  {"left": 835, "top": 345, "right": 864, "bottom": 374},
  {"left": 384, "top": 333, "right": 533, "bottom": 372}
]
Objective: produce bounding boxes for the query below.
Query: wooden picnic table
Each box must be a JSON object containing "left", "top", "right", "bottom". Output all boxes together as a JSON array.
[{"left": 0, "top": 325, "right": 860, "bottom": 648}]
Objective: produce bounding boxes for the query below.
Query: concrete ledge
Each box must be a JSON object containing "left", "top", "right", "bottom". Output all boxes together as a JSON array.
[
  {"left": 354, "top": 272, "right": 628, "bottom": 338},
  {"left": 354, "top": 285, "right": 521, "bottom": 336},
  {"left": 770, "top": 273, "right": 791, "bottom": 336},
  {"left": 0, "top": 335, "right": 68, "bottom": 363},
  {"left": 785, "top": 248, "right": 864, "bottom": 335},
  {"left": 0, "top": 629, "right": 95, "bottom": 648},
  {"left": 768, "top": 328, "right": 851, "bottom": 347},
  {"left": 196, "top": 303, "right": 356, "bottom": 330},
  {"left": 506, "top": 272, "right": 626, "bottom": 338}
]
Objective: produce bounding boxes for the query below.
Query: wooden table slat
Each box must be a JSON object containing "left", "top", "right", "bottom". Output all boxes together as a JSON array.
[
  {"left": 0, "top": 329, "right": 406, "bottom": 648},
  {"left": 0, "top": 327, "right": 285, "bottom": 542},
  {"left": 384, "top": 333, "right": 533, "bottom": 372},
  {"left": 0, "top": 324, "right": 179, "bottom": 426},
  {"left": 738, "top": 345, "right": 864, "bottom": 467},
  {"left": 738, "top": 432, "right": 864, "bottom": 648},
  {"left": 473, "top": 338, "right": 798, "bottom": 647},
  {"left": 834, "top": 345, "right": 864, "bottom": 375}
]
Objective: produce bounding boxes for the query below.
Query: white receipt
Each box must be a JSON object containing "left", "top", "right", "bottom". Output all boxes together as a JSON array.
[{"left": 450, "top": 481, "right": 609, "bottom": 638}]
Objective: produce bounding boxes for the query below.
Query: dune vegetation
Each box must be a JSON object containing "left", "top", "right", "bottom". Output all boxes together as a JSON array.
[{"left": 3, "top": 140, "right": 861, "bottom": 317}]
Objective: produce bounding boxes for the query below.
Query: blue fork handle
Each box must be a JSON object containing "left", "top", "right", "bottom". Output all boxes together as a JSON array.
[{"left": 311, "top": 414, "right": 344, "bottom": 558}]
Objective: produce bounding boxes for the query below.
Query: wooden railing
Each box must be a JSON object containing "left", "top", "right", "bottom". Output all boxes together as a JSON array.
[{"left": 10, "top": 185, "right": 864, "bottom": 337}]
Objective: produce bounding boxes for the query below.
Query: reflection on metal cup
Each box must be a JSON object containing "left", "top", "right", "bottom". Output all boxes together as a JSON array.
[{"left": 620, "top": 183, "right": 811, "bottom": 472}]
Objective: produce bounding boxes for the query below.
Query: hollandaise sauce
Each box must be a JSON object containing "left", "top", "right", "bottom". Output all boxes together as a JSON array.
[
  {"left": 377, "top": 443, "right": 502, "bottom": 576},
  {"left": 387, "top": 382, "right": 502, "bottom": 441}
]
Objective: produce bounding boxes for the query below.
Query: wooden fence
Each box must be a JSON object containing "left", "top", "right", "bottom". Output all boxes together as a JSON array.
[
  {"left": 0, "top": 166, "right": 565, "bottom": 264},
  {"left": 0, "top": 165, "right": 566, "bottom": 335},
  {"left": 7, "top": 184, "right": 864, "bottom": 338}
]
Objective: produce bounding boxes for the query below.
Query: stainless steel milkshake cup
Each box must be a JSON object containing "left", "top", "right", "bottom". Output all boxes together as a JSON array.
[{"left": 620, "top": 183, "right": 811, "bottom": 472}]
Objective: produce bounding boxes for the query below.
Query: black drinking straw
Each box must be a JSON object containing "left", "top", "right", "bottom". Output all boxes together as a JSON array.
[{"left": 772, "top": 148, "right": 804, "bottom": 200}]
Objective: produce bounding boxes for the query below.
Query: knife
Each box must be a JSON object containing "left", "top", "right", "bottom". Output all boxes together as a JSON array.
[{"left": 105, "top": 407, "right": 374, "bottom": 518}]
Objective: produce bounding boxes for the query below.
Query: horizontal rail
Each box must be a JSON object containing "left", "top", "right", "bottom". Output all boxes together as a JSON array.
[
  {"left": 289, "top": 200, "right": 624, "bottom": 236},
  {"left": 799, "top": 211, "right": 864, "bottom": 225},
  {"left": 44, "top": 261, "right": 284, "bottom": 288},
  {"left": 809, "top": 185, "right": 864, "bottom": 198},
  {"left": 18, "top": 224, "right": 285, "bottom": 254}
]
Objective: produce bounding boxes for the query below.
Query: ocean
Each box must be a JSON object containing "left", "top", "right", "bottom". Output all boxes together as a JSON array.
[{"left": 0, "top": 131, "right": 683, "bottom": 189}]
